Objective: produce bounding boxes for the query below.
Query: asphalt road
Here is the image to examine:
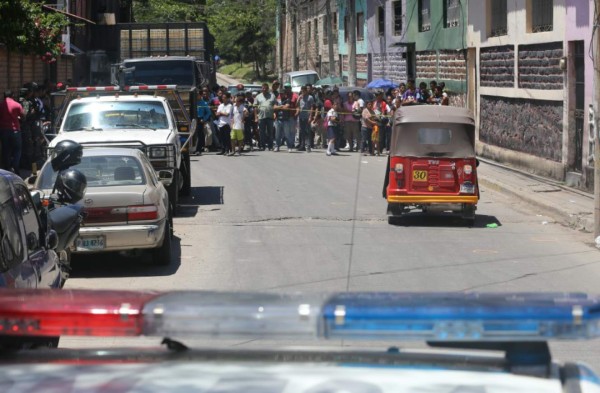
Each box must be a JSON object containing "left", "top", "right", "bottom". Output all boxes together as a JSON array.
[{"left": 63, "top": 148, "right": 600, "bottom": 369}]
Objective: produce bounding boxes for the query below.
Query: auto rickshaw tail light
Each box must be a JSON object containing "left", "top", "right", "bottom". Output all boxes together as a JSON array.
[{"left": 394, "top": 163, "right": 404, "bottom": 188}]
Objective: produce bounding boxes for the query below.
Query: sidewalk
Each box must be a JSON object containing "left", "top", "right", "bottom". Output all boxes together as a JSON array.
[{"left": 477, "top": 158, "right": 595, "bottom": 233}]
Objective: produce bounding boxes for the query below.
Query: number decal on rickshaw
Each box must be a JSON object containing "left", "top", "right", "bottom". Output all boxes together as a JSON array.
[{"left": 412, "top": 170, "right": 428, "bottom": 182}]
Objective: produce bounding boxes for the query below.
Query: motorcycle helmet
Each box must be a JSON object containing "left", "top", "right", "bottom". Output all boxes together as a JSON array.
[
  {"left": 51, "top": 140, "right": 83, "bottom": 171},
  {"left": 55, "top": 169, "right": 87, "bottom": 204}
]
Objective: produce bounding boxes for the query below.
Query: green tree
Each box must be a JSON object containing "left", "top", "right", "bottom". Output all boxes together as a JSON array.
[
  {"left": 133, "top": 0, "right": 205, "bottom": 22},
  {"left": 0, "top": 0, "right": 69, "bottom": 63},
  {"left": 206, "top": 0, "right": 276, "bottom": 79}
]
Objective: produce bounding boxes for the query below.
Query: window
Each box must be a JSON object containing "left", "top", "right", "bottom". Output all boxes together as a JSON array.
[
  {"left": 64, "top": 101, "right": 169, "bottom": 131},
  {"left": 344, "top": 15, "right": 349, "bottom": 42},
  {"left": 357, "top": 12, "right": 364, "bottom": 41},
  {"left": 443, "top": 0, "right": 460, "bottom": 28},
  {"left": 322, "top": 16, "right": 327, "bottom": 44},
  {"left": 418, "top": 0, "right": 431, "bottom": 32},
  {"left": 490, "top": 0, "right": 508, "bottom": 37},
  {"left": 393, "top": 1, "right": 403, "bottom": 36},
  {"left": 530, "top": 0, "right": 553, "bottom": 32},
  {"left": 307, "top": 21, "right": 311, "bottom": 41},
  {"left": 418, "top": 128, "right": 452, "bottom": 145},
  {"left": 333, "top": 12, "right": 337, "bottom": 32},
  {"left": 378, "top": 7, "right": 385, "bottom": 37}
]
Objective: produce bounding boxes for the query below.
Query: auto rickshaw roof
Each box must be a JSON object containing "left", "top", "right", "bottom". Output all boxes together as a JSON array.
[
  {"left": 390, "top": 106, "right": 476, "bottom": 158},
  {"left": 394, "top": 105, "right": 475, "bottom": 126}
]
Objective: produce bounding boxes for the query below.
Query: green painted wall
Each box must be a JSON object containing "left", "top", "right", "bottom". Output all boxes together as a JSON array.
[{"left": 404, "top": 0, "right": 468, "bottom": 51}]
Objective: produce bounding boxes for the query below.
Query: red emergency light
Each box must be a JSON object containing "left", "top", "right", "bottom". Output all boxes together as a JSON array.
[
  {"left": 125, "top": 85, "right": 177, "bottom": 91},
  {"left": 66, "top": 86, "right": 120, "bottom": 92}
]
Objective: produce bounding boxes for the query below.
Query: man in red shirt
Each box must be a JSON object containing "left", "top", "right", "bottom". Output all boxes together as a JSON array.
[{"left": 0, "top": 90, "right": 25, "bottom": 175}]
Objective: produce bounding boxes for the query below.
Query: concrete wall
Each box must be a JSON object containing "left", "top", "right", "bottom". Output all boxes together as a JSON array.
[{"left": 468, "top": 0, "right": 577, "bottom": 183}]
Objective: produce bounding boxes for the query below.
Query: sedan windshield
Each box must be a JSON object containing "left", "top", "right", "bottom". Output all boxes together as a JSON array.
[
  {"left": 39, "top": 155, "right": 146, "bottom": 189},
  {"left": 63, "top": 102, "right": 169, "bottom": 131}
]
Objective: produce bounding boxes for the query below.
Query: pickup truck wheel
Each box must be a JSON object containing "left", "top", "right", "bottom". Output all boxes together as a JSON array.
[
  {"left": 167, "top": 170, "right": 180, "bottom": 216},
  {"left": 152, "top": 216, "right": 172, "bottom": 266},
  {"left": 180, "top": 153, "right": 192, "bottom": 196}
]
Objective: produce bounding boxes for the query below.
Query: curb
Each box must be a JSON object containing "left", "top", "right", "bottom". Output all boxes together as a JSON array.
[{"left": 478, "top": 159, "right": 594, "bottom": 233}]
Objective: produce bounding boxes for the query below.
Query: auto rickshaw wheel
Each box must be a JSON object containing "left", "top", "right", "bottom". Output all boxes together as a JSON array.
[{"left": 462, "top": 204, "right": 476, "bottom": 226}]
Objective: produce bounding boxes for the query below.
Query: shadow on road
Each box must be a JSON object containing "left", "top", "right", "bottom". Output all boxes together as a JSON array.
[
  {"left": 388, "top": 214, "right": 501, "bottom": 228},
  {"left": 69, "top": 236, "right": 182, "bottom": 278},
  {"left": 184, "top": 186, "right": 224, "bottom": 206}
]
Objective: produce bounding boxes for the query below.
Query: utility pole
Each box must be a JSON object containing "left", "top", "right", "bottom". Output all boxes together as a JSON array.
[
  {"left": 326, "top": 0, "right": 334, "bottom": 76},
  {"left": 291, "top": 0, "right": 299, "bottom": 70},
  {"left": 347, "top": 0, "right": 356, "bottom": 86},
  {"left": 278, "top": 0, "right": 284, "bottom": 80},
  {"left": 594, "top": 0, "right": 600, "bottom": 238}
]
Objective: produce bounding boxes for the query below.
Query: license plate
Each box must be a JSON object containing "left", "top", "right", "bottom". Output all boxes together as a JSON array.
[
  {"left": 412, "top": 170, "right": 428, "bottom": 182},
  {"left": 460, "top": 183, "right": 475, "bottom": 194},
  {"left": 76, "top": 236, "right": 105, "bottom": 251}
]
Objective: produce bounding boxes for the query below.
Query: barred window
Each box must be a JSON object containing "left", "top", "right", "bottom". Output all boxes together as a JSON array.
[
  {"left": 531, "top": 0, "right": 553, "bottom": 32},
  {"left": 443, "top": 0, "right": 460, "bottom": 28},
  {"left": 393, "top": 1, "right": 403, "bottom": 35},
  {"left": 418, "top": 0, "right": 431, "bottom": 32},
  {"left": 490, "top": 0, "right": 508, "bottom": 37},
  {"left": 378, "top": 6, "right": 385, "bottom": 37}
]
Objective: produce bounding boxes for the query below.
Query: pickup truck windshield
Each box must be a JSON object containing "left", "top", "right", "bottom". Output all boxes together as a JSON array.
[
  {"left": 63, "top": 101, "right": 169, "bottom": 131},
  {"left": 124, "top": 60, "right": 195, "bottom": 86}
]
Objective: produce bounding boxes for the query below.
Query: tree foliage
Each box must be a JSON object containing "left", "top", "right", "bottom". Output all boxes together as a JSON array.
[
  {"left": 0, "top": 0, "right": 69, "bottom": 63},
  {"left": 206, "top": 0, "right": 276, "bottom": 79},
  {"left": 132, "top": 0, "right": 205, "bottom": 23}
]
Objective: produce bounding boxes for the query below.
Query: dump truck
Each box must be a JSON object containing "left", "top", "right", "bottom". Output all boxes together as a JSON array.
[{"left": 111, "top": 22, "right": 217, "bottom": 178}]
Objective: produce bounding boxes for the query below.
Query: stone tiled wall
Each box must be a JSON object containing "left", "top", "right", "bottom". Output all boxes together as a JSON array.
[
  {"left": 480, "top": 96, "right": 563, "bottom": 162},
  {"left": 341, "top": 54, "right": 369, "bottom": 74},
  {"left": 480, "top": 46, "right": 515, "bottom": 88},
  {"left": 371, "top": 52, "right": 407, "bottom": 82},
  {"left": 438, "top": 50, "right": 466, "bottom": 81},
  {"left": 416, "top": 51, "right": 436, "bottom": 81},
  {"left": 518, "top": 42, "right": 563, "bottom": 90}
]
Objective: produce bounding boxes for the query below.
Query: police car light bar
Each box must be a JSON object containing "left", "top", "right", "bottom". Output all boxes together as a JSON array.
[
  {"left": 66, "top": 86, "right": 120, "bottom": 92},
  {"left": 125, "top": 85, "right": 177, "bottom": 91},
  {"left": 1, "top": 290, "right": 600, "bottom": 341}
]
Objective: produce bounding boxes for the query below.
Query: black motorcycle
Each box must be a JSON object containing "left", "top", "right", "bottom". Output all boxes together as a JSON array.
[{"left": 36, "top": 140, "right": 87, "bottom": 282}]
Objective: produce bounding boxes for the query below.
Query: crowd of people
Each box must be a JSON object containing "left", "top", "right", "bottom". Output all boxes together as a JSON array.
[
  {"left": 0, "top": 81, "right": 66, "bottom": 177},
  {"left": 194, "top": 79, "right": 450, "bottom": 157}
]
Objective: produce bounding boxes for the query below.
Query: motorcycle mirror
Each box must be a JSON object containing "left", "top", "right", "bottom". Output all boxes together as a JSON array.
[{"left": 46, "top": 230, "right": 59, "bottom": 250}]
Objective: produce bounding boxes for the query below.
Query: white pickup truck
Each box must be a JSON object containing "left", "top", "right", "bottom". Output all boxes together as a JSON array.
[{"left": 47, "top": 85, "right": 195, "bottom": 213}]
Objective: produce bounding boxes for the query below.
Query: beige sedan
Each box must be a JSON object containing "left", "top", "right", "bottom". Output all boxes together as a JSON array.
[{"left": 34, "top": 148, "right": 172, "bottom": 265}]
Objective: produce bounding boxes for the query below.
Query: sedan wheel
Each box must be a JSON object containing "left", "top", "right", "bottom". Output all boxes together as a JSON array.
[{"left": 152, "top": 217, "right": 172, "bottom": 266}]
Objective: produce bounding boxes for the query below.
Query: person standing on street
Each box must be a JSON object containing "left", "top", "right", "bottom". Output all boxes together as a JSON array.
[
  {"left": 215, "top": 92, "right": 233, "bottom": 156},
  {"left": 342, "top": 91, "right": 360, "bottom": 152},
  {"left": 274, "top": 89, "right": 293, "bottom": 152},
  {"left": 195, "top": 88, "right": 212, "bottom": 155},
  {"left": 325, "top": 102, "right": 340, "bottom": 156},
  {"left": 255, "top": 83, "right": 276, "bottom": 151},
  {"left": 0, "top": 90, "right": 24, "bottom": 175},
  {"left": 230, "top": 94, "right": 248, "bottom": 156},
  {"left": 296, "top": 85, "right": 314, "bottom": 153}
]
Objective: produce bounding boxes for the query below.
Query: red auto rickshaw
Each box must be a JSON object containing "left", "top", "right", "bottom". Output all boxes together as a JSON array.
[{"left": 383, "top": 106, "right": 479, "bottom": 224}]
